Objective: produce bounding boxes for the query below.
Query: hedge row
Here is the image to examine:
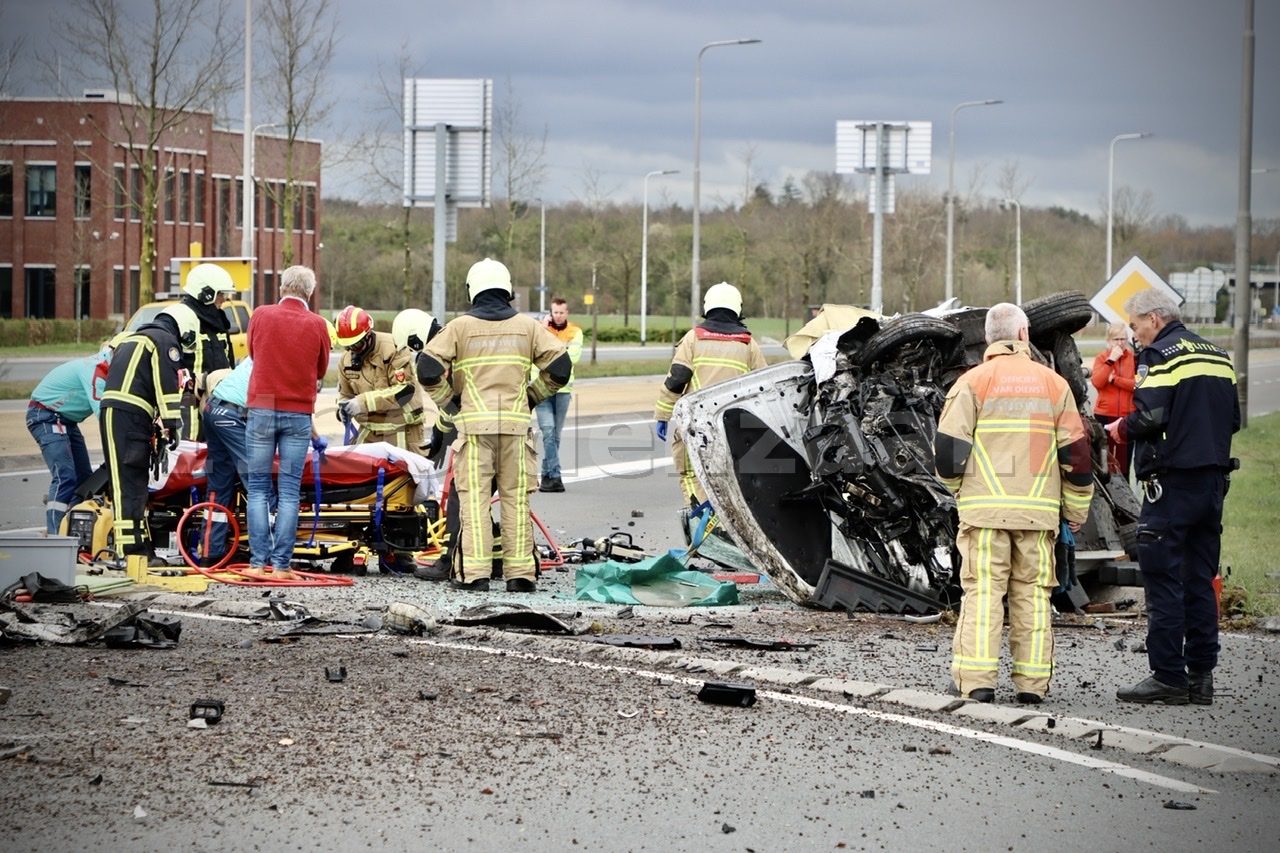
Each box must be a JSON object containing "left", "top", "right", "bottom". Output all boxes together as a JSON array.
[
  {"left": 587, "top": 325, "right": 692, "bottom": 343},
  {"left": 0, "top": 319, "right": 122, "bottom": 348}
]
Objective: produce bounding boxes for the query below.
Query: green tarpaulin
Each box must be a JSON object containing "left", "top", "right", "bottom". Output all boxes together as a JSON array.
[{"left": 575, "top": 554, "right": 739, "bottom": 607}]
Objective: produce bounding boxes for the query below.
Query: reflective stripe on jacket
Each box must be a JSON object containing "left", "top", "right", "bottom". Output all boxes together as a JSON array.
[
  {"left": 338, "top": 332, "right": 428, "bottom": 445},
  {"left": 654, "top": 326, "right": 767, "bottom": 420},
  {"left": 423, "top": 314, "right": 568, "bottom": 436},
  {"left": 935, "top": 340, "right": 1093, "bottom": 530},
  {"left": 100, "top": 329, "right": 183, "bottom": 421}
]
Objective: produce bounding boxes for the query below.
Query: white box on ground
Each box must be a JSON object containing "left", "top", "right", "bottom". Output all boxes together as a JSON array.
[{"left": 0, "top": 534, "right": 79, "bottom": 588}]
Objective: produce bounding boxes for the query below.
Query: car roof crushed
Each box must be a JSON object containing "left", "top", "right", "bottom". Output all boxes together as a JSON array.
[{"left": 673, "top": 291, "right": 1137, "bottom": 614}]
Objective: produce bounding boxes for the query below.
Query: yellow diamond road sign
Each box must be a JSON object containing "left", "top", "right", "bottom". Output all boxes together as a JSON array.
[{"left": 1091, "top": 255, "right": 1184, "bottom": 325}]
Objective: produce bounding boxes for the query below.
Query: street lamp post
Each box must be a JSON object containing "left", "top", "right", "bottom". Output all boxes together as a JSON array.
[
  {"left": 692, "top": 38, "right": 761, "bottom": 329},
  {"left": 538, "top": 199, "right": 546, "bottom": 314},
  {"left": 945, "top": 98, "right": 1002, "bottom": 303},
  {"left": 242, "top": 121, "right": 281, "bottom": 272},
  {"left": 642, "top": 169, "right": 678, "bottom": 345},
  {"left": 1106, "top": 131, "right": 1152, "bottom": 278},
  {"left": 1000, "top": 198, "right": 1022, "bottom": 305}
]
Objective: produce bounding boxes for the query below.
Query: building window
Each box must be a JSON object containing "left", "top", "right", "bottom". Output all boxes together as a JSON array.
[
  {"left": 0, "top": 164, "right": 12, "bottom": 217},
  {"left": 235, "top": 178, "right": 243, "bottom": 227},
  {"left": 215, "top": 178, "right": 232, "bottom": 255},
  {"left": 129, "top": 268, "right": 141, "bottom": 316},
  {"left": 75, "top": 267, "right": 91, "bottom": 318},
  {"left": 263, "top": 181, "right": 275, "bottom": 232},
  {"left": 113, "top": 165, "right": 125, "bottom": 220},
  {"left": 163, "top": 169, "right": 176, "bottom": 223},
  {"left": 304, "top": 185, "right": 316, "bottom": 231},
  {"left": 0, "top": 267, "right": 12, "bottom": 318},
  {"left": 26, "top": 164, "right": 57, "bottom": 217},
  {"left": 75, "top": 164, "right": 92, "bottom": 219},
  {"left": 113, "top": 268, "right": 124, "bottom": 314},
  {"left": 194, "top": 171, "right": 205, "bottom": 225},
  {"left": 263, "top": 270, "right": 276, "bottom": 304},
  {"left": 25, "top": 268, "right": 56, "bottom": 318},
  {"left": 179, "top": 169, "right": 191, "bottom": 224},
  {"left": 130, "top": 166, "right": 143, "bottom": 222}
]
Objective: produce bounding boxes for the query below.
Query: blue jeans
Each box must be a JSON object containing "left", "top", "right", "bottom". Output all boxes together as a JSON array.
[
  {"left": 246, "top": 408, "right": 311, "bottom": 570},
  {"left": 535, "top": 392, "right": 571, "bottom": 479},
  {"left": 202, "top": 399, "right": 274, "bottom": 560},
  {"left": 26, "top": 405, "right": 91, "bottom": 534}
]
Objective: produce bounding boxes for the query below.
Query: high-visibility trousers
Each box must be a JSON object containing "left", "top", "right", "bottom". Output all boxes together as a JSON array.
[
  {"left": 951, "top": 524, "right": 1056, "bottom": 697},
  {"left": 452, "top": 433, "right": 535, "bottom": 583},
  {"left": 100, "top": 406, "right": 156, "bottom": 557},
  {"left": 671, "top": 433, "right": 707, "bottom": 507}
]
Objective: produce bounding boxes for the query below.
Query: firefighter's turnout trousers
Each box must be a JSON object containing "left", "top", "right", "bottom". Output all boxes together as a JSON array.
[
  {"left": 952, "top": 524, "right": 1056, "bottom": 697},
  {"left": 452, "top": 433, "right": 536, "bottom": 584},
  {"left": 100, "top": 406, "right": 157, "bottom": 556}
]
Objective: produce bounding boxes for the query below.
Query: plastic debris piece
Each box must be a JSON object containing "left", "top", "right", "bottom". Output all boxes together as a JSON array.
[
  {"left": 1163, "top": 801, "right": 1197, "bottom": 810},
  {"left": 278, "top": 738, "right": 295, "bottom": 746},
  {"left": 133, "top": 805, "right": 147, "bottom": 819},
  {"left": 697, "top": 681, "right": 757, "bottom": 707},
  {"left": 704, "top": 636, "right": 815, "bottom": 652},
  {"left": 721, "top": 823, "right": 736, "bottom": 834},
  {"left": 417, "top": 690, "right": 439, "bottom": 701},
  {"left": 187, "top": 718, "right": 208, "bottom": 729},
  {"left": 190, "top": 699, "right": 224, "bottom": 724},
  {"left": 325, "top": 666, "right": 346, "bottom": 683}
]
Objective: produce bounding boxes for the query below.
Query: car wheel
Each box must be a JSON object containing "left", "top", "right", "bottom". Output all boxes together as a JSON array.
[
  {"left": 1049, "top": 332, "right": 1091, "bottom": 410},
  {"left": 1024, "top": 291, "right": 1094, "bottom": 345},
  {"left": 859, "top": 315, "right": 961, "bottom": 369}
]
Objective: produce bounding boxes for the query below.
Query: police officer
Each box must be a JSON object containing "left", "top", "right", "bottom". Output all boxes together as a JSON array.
[
  {"left": 335, "top": 305, "right": 426, "bottom": 451},
  {"left": 654, "top": 282, "right": 767, "bottom": 506},
  {"left": 1109, "top": 289, "right": 1240, "bottom": 706},
  {"left": 415, "top": 258, "right": 571, "bottom": 592},
  {"left": 99, "top": 306, "right": 197, "bottom": 558}
]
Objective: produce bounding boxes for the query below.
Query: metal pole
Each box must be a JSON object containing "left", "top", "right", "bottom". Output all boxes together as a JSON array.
[
  {"left": 432, "top": 122, "right": 447, "bottom": 321},
  {"left": 945, "top": 99, "right": 1002, "bottom": 303},
  {"left": 1106, "top": 132, "right": 1152, "bottom": 278},
  {"left": 1233, "top": 0, "right": 1255, "bottom": 428},
  {"left": 1275, "top": 249, "right": 1279, "bottom": 318},
  {"left": 240, "top": 0, "right": 253, "bottom": 259},
  {"left": 642, "top": 169, "right": 677, "bottom": 346},
  {"left": 692, "top": 38, "right": 761, "bottom": 330},
  {"left": 871, "top": 123, "right": 886, "bottom": 313},
  {"left": 539, "top": 200, "right": 546, "bottom": 314},
  {"left": 1013, "top": 199, "right": 1022, "bottom": 305}
]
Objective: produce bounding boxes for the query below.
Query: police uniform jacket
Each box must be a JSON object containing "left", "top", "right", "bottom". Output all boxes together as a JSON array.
[
  {"left": 934, "top": 340, "right": 1094, "bottom": 530},
  {"left": 100, "top": 317, "right": 184, "bottom": 424},
  {"left": 1120, "top": 321, "right": 1240, "bottom": 479},
  {"left": 419, "top": 295, "right": 568, "bottom": 437},
  {"left": 338, "top": 331, "right": 428, "bottom": 446},
  {"left": 654, "top": 313, "right": 768, "bottom": 422}
]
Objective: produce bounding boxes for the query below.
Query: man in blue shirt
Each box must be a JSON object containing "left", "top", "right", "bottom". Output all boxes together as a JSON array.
[
  {"left": 198, "top": 357, "right": 256, "bottom": 565},
  {"left": 27, "top": 348, "right": 112, "bottom": 533}
]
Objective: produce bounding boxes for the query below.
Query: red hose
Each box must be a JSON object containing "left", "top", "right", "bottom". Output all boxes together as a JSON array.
[{"left": 176, "top": 501, "right": 353, "bottom": 587}]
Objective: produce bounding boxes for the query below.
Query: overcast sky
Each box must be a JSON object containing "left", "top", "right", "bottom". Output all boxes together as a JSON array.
[{"left": 8, "top": 0, "right": 1279, "bottom": 227}]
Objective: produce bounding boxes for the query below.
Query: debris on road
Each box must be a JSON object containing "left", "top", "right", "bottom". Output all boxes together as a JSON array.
[
  {"left": 584, "top": 635, "right": 681, "bottom": 650},
  {"left": 450, "top": 602, "right": 588, "bottom": 634},
  {"left": 189, "top": 699, "right": 224, "bottom": 724},
  {"left": 697, "top": 681, "right": 757, "bottom": 707},
  {"left": 0, "top": 600, "right": 149, "bottom": 645},
  {"left": 383, "top": 601, "right": 437, "bottom": 635},
  {"left": 703, "top": 636, "right": 816, "bottom": 652}
]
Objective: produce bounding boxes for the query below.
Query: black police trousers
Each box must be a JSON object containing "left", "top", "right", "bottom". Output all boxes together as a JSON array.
[{"left": 1135, "top": 467, "right": 1225, "bottom": 686}]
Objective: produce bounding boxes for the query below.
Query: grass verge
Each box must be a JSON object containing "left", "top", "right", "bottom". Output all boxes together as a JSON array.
[{"left": 1220, "top": 410, "right": 1280, "bottom": 617}]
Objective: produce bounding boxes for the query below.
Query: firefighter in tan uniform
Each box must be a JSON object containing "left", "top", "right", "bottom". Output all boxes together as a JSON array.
[
  {"left": 415, "top": 258, "right": 571, "bottom": 592},
  {"left": 335, "top": 305, "right": 427, "bottom": 451},
  {"left": 654, "top": 282, "right": 767, "bottom": 506},
  {"left": 934, "top": 303, "right": 1093, "bottom": 705}
]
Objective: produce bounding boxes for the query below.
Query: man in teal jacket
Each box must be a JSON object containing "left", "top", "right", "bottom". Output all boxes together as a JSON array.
[{"left": 27, "top": 347, "right": 113, "bottom": 533}]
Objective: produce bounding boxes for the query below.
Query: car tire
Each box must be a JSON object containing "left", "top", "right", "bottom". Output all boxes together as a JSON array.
[
  {"left": 1023, "top": 291, "right": 1094, "bottom": 345},
  {"left": 859, "top": 315, "right": 961, "bottom": 369},
  {"left": 1049, "top": 332, "right": 1091, "bottom": 410}
]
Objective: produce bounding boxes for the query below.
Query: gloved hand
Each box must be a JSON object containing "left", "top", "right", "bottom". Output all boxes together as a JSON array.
[
  {"left": 311, "top": 435, "right": 329, "bottom": 463},
  {"left": 163, "top": 420, "right": 182, "bottom": 451},
  {"left": 336, "top": 399, "right": 353, "bottom": 425},
  {"left": 655, "top": 421, "right": 668, "bottom": 442},
  {"left": 424, "top": 426, "right": 446, "bottom": 461},
  {"left": 394, "top": 383, "right": 415, "bottom": 406},
  {"left": 344, "top": 394, "right": 367, "bottom": 420}
]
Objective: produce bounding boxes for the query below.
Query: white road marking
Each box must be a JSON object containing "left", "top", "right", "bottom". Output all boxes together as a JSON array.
[
  {"left": 416, "top": 639, "right": 1220, "bottom": 794},
  {"left": 563, "top": 456, "right": 673, "bottom": 483},
  {"left": 0, "top": 468, "right": 52, "bottom": 479}
]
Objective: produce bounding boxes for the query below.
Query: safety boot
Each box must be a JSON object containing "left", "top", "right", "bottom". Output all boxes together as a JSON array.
[
  {"left": 1188, "top": 670, "right": 1214, "bottom": 706},
  {"left": 1116, "top": 675, "right": 1189, "bottom": 705}
]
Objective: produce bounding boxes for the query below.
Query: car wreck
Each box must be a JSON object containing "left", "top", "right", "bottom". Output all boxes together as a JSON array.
[{"left": 671, "top": 291, "right": 1141, "bottom": 614}]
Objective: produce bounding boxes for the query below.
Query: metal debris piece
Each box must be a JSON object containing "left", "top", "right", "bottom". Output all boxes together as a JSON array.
[
  {"left": 451, "top": 602, "right": 588, "bottom": 635},
  {"left": 928, "top": 746, "right": 952, "bottom": 755},
  {"left": 704, "top": 636, "right": 817, "bottom": 652},
  {"left": 697, "top": 681, "right": 757, "bottom": 707},
  {"left": 1163, "top": 801, "right": 1197, "bottom": 810},
  {"left": 584, "top": 635, "right": 682, "bottom": 650},
  {"left": 324, "top": 666, "right": 347, "bottom": 683},
  {"left": 0, "top": 600, "right": 148, "bottom": 645},
  {"left": 417, "top": 690, "right": 439, "bottom": 701},
  {"left": 383, "top": 601, "right": 437, "bottom": 635}
]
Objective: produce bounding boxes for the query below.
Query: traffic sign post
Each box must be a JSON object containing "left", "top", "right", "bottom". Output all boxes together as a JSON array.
[{"left": 1090, "top": 255, "right": 1183, "bottom": 325}]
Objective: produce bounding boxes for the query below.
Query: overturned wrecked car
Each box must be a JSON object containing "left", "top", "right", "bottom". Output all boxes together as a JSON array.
[{"left": 671, "top": 292, "right": 1141, "bottom": 614}]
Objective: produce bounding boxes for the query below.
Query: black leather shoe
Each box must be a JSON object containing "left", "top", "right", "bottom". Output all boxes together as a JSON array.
[
  {"left": 450, "top": 577, "right": 490, "bottom": 592},
  {"left": 1188, "top": 671, "right": 1214, "bottom": 706},
  {"left": 1116, "top": 675, "right": 1189, "bottom": 705},
  {"left": 414, "top": 559, "right": 450, "bottom": 581},
  {"left": 1016, "top": 692, "right": 1044, "bottom": 705},
  {"left": 967, "top": 688, "right": 995, "bottom": 704},
  {"left": 506, "top": 578, "right": 536, "bottom": 593},
  {"left": 539, "top": 478, "right": 565, "bottom": 493}
]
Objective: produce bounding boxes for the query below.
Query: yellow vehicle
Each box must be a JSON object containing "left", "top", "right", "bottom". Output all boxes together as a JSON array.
[{"left": 124, "top": 296, "right": 252, "bottom": 361}]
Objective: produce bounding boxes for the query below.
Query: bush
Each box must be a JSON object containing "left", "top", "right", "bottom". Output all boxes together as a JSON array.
[
  {"left": 586, "top": 325, "right": 691, "bottom": 344},
  {"left": 0, "top": 319, "right": 121, "bottom": 348}
]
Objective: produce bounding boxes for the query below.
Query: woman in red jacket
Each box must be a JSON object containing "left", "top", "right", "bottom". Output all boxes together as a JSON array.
[{"left": 1091, "top": 321, "right": 1137, "bottom": 475}]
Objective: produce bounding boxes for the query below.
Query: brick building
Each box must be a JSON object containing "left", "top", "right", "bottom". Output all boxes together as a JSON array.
[{"left": 0, "top": 93, "right": 322, "bottom": 320}]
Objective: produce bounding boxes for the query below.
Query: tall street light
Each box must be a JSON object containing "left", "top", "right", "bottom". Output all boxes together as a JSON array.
[
  {"left": 945, "top": 98, "right": 1002, "bottom": 303},
  {"left": 537, "top": 199, "right": 546, "bottom": 314},
  {"left": 242, "top": 121, "right": 281, "bottom": 272},
  {"left": 692, "top": 38, "right": 761, "bottom": 329},
  {"left": 642, "top": 169, "right": 678, "bottom": 345},
  {"left": 1106, "top": 131, "right": 1152, "bottom": 278},
  {"left": 999, "top": 198, "right": 1022, "bottom": 305}
]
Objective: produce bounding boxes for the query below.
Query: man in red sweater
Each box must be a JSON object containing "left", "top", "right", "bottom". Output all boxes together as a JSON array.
[{"left": 245, "top": 265, "right": 332, "bottom": 578}]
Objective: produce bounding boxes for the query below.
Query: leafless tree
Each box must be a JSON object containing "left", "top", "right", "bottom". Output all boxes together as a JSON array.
[
  {"left": 493, "top": 76, "right": 548, "bottom": 263},
  {"left": 49, "top": 0, "right": 238, "bottom": 304},
  {"left": 257, "top": 0, "right": 337, "bottom": 266}
]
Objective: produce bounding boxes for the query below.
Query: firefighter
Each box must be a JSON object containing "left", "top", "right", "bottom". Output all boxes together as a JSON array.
[
  {"left": 99, "top": 307, "right": 197, "bottom": 558},
  {"left": 654, "top": 282, "right": 768, "bottom": 506},
  {"left": 335, "top": 305, "right": 426, "bottom": 451},
  {"left": 177, "top": 263, "right": 237, "bottom": 441},
  {"left": 415, "top": 258, "right": 571, "bottom": 592}
]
